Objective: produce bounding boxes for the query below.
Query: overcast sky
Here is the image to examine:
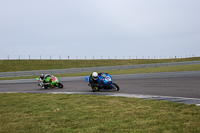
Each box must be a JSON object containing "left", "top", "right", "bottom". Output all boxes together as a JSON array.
[{"left": 0, "top": 0, "right": 200, "bottom": 59}]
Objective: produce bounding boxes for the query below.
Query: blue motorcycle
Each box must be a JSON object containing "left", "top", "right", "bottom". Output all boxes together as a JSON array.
[{"left": 85, "top": 73, "right": 120, "bottom": 92}]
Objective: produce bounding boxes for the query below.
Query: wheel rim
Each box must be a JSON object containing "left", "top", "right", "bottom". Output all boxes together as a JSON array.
[{"left": 112, "top": 85, "right": 118, "bottom": 90}]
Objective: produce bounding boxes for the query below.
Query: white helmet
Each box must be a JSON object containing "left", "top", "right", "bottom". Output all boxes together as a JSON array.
[{"left": 92, "top": 72, "right": 98, "bottom": 80}]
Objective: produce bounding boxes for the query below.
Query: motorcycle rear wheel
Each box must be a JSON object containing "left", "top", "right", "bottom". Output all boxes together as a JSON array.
[{"left": 44, "top": 85, "right": 48, "bottom": 89}]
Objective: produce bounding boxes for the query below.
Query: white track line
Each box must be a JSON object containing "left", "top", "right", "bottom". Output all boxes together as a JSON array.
[{"left": 1, "top": 91, "right": 200, "bottom": 106}]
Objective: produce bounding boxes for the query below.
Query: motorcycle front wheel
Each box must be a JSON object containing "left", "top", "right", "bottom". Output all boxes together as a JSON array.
[
  {"left": 112, "top": 83, "right": 120, "bottom": 91},
  {"left": 58, "top": 83, "right": 63, "bottom": 88}
]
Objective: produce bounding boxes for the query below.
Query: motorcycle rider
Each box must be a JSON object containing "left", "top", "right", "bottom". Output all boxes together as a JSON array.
[
  {"left": 39, "top": 74, "right": 51, "bottom": 82},
  {"left": 39, "top": 74, "right": 52, "bottom": 88},
  {"left": 89, "top": 72, "right": 106, "bottom": 91},
  {"left": 89, "top": 72, "right": 98, "bottom": 86},
  {"left": 44, "top": 74, "right": 52, "bottom": 82}
]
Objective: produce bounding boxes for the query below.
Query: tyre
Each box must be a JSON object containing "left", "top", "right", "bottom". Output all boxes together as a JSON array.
[
  {"left": 112, "top": 83, "right": 120, "bottom": 91},
  {"left": 44, "top": 85, "right": 48, "bottom": 89},
  {"left": 58, "top": 83, "right": 63, "bottom": 88},
  {"left": 92, "top": 88, "right": 96, "bottom": 92}
]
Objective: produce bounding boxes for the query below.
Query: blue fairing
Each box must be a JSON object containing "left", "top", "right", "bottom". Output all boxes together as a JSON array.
[
  {"left": 85, "top": 76, "right": 89, "bottom": 82},
  {"left": 85, "top": 73, "right": 114, "bottom": 89}
]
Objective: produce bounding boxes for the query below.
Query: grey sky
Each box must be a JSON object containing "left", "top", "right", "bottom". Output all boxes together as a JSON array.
[{"left": 0, "top": 0, "right": 200, "bottom": 59}]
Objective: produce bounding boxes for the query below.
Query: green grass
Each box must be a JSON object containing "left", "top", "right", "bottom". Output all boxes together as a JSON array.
[
  {"left": 0, "top": 57, "right": 200, "bottom": 72},
  {"left": 0, "top": 93, "right": 200, "bottom": 133},
  {"left": 1, "top": 64, "right": 200, "bottom": 80}
]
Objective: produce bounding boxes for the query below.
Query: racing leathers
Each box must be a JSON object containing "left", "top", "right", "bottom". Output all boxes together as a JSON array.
[
  {"left": 89, "top": 73, "right": 105, "bottom": 90},
  {"left": 39, "top": 74, "right": 52, "bottom": 88},
  {"left": 89, "top": 73, "right": 98, "bottom": 88}
]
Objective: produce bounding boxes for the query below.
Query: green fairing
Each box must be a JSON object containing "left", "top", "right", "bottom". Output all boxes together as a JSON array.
[
  {"left": 44, "top": 77, "right": 51, "bottom": 82},
  {"left": 45, "top": 77, "right": 58, "bottom": 86},
  {"left": 36, "top": 76, "right": 63, "bottom": 89}
]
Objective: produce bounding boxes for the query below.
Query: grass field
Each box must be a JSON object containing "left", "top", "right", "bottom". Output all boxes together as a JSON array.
[
  {"left": 0, "top": 93, "right": 200, "bottom": 133},
  {"left": 0, "top": 57, "right": 200, "bottom": 72},
  {"left": 1, "top": 59, "right": 200, "bottom": 132}
]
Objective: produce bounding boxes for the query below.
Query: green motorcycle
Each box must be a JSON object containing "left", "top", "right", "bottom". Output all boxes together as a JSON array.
[{"left": 36, "top": 76, "right": 63, "bottom": 89}]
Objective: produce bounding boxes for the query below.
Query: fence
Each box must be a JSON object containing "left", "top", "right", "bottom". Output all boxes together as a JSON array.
[
  {"left": 2, "top": 54, "right": 198, "bottom": 60},
  {"left": 0, "top": 61, "right": 200, "bottom": 78}
]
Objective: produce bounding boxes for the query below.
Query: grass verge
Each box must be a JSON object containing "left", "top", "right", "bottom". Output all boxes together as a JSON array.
[
  {"left": 0, "top": 93, "right": 200, "bottom": 133},
  {"left": 1, "top": 64, "right": 200, "bottom": 80},
  {"left": 0, "top": 57, "right": 200, "bottom": 72}
]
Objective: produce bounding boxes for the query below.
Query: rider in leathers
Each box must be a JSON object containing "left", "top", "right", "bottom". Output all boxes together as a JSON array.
[
  {"left": 89, "top": 72, "right": 105, "bottom": 91},
  {"left": 39, "top": 74, "right": 52, "bottom": 88}
]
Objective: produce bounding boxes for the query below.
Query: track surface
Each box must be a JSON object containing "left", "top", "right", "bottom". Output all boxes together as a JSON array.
[
  {"left": 0, "top": 71, "right": 199, "bottom": 98},
  {"left": 0, "top": 71, "right": 200, "bottom": 104}
]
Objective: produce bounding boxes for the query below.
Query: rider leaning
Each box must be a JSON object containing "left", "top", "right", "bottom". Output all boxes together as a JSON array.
[
  {"left": 89, "top": 72, "right": 99, "bottom": 87},
  {"left": 40, "top": 74, "right": 51, "bottom": 81},
  {"left": 89, "top": 72, "right": 106, "bottom": 87}
]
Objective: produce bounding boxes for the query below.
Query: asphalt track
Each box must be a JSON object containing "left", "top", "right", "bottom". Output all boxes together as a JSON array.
[{"left": 0, "top": 71, "right": 200, "bottom": 105}]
